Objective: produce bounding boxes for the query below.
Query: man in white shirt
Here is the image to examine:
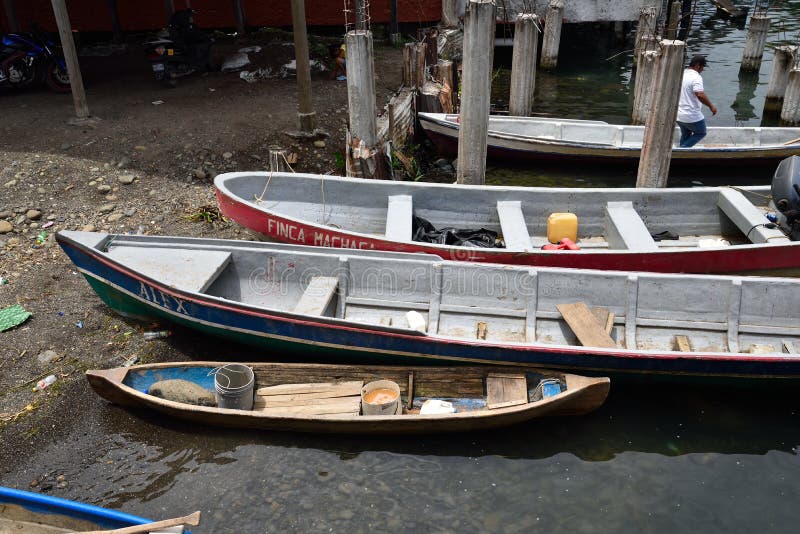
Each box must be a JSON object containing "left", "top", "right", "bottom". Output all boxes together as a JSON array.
[{"left": 676, "top": 55, "right": 717, "bottom": 147}]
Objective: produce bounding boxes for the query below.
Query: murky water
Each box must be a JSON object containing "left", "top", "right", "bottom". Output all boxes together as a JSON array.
[{"left": 7, "top": 5, "right": 800, "bottom": 533}]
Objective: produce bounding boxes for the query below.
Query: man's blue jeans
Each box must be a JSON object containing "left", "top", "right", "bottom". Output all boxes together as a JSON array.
[{"left": 677, "top": 119, "right": 707, "bottom": 147}]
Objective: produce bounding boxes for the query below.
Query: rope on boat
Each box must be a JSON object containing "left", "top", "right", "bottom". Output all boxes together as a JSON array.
[{"left": 254, "top": 152, "right": 296, "bottom": 204}]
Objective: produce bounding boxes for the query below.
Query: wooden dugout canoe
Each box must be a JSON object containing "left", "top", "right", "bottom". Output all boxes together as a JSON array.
[
  {"left": 214, "top": 169, "right": 800, "bottom": 275},
  {"left": 86, "top": 362, "right": 609, "bottom": 434},
  {"left": 418, "top": 113, "right": 800, "bottom": 165},
  {"left": 57, "top": 231, "right": 800, "bottom": 382},
  {"left": 0, "top": 485, "right": 194, "bottom": 533}
]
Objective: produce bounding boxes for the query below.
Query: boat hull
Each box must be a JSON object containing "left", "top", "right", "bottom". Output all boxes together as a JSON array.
[
  {"left": 86, "top": 362, "right": 610, "bottom": 434},
  {"left": 419, "top": 113, "right": 800, "bottom": 166},
  {"left": 57, "top": 233, "right": 800, "bottom": 382}
]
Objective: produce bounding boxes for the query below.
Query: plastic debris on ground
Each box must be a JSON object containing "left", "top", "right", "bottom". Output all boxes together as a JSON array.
[
  {"left": 151, "top": 100, "right": 164, "bottom": 106},
  {"left": 221, "top": 51, "right": 251, "bottom": 72},
  {"left": 0, "top": 304, "right": 32, "bottom": 332}
]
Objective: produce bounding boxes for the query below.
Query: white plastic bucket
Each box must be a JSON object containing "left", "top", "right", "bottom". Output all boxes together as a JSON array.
[
  {"left": 361, "top": 380, "right": 401, "bottom": 416},
  {"left": 214, "top": 364, "right": 255, "bottom": 410}
]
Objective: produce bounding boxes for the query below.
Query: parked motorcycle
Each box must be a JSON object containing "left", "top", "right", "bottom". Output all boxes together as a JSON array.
[
  {"left": 144, "top": 8, "right": 211, "bottom": 87},
  {"left": 0, "top": 30, "right": 70, "bottom": 93}
]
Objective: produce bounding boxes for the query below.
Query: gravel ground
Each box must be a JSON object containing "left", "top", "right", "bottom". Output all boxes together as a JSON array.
[{"left": 0, "top": 33, "right": 404, "bottom": 482}]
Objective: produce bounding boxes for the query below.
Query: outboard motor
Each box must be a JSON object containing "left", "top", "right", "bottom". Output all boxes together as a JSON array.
[{"left": 771, "top": 155, "right": 800, "bottom": 241}]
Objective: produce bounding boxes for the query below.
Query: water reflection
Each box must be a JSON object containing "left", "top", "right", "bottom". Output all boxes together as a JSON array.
[{"left": 732, "top": 70, "right": 759, "bottom": 123}]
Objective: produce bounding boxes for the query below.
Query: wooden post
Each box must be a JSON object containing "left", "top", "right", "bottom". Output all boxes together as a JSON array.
[
  {"left": 346, "top": 30, "right": 377, "bottom": 148},
  {"left": 163, "top": 0, "right": 174, "bottom": 22},
  {"left": 3, "top": 0, "right": 20, "bottom": 32},
  {"left": 268, "top": 148, "right": 289, "bottom": 172},
  {"left": 740, "top": 13, "right": 770, "bottom": 73},
  {"left": 441, "top": 0, "right": 459, "bottom": 28},
  {"left": 665, "top": 1, "right": 681, "bottom": 40},
  {"left": 50, "top": 0, "right": 89, "bottom": 119},
  {"left": 540, "top": 0, "right": 563, "bottom": 70},
  {"left": 389, "top": 0, "right": 400, "bottom": 44},
  {"left": 436, "top": 59, "right": 454, "bottom": 113},
  {"left": 354, "top": 0, "right": 367, "bottom": 31},
  {"left": 632, "top": 49, "right": 660, "bottom": 125},
  {"left": 509, "top": 13, "right": 539, "bottom": 117},
  {"left": 233, "top": 0, "right": 246, "bottom": 34},
  {"left": 456, "top": 0, "right": 495, "bottom": 186},
  {"left": 781, "top": 68, "right": 800, "bottom": 125},
  {"left": 633, "top": 6, "right": 659, "bottom": 68},
  {"left": 106, "top": 0, "right": 122, "bottom": 42},
  {"left": 290, "top": 0, "right": 316, "bottom": 133},
  {"left": 764, "top": 46, "right": 798, "bottom": 113},
  {"left": 636, "top": 39, "right": 685, "bottom": 189}
]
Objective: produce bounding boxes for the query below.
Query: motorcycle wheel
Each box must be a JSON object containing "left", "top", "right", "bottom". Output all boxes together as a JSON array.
[{"left": 44, "top": 60, "right": 71, "bottom": 93}]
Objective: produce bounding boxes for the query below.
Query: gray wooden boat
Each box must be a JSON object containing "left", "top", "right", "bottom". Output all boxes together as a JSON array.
[
  {"left": 214, "top": 167, "right": 800, "bottom": 275},
  {"left": 86, "top": 362, "right": 610, "bottom": 434},
  {"left": 418, "top": 112, "right": 800, "bottom": 165},
  {"left": 58, "top": 231, "right": 800, "bottom": 382}
]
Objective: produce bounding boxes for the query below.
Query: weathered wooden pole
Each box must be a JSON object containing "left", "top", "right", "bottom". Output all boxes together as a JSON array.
[
  {"left": 442, "top": 0, "right": 459, "bottom": 28},
  {"left": 3, "top": 0, "right": 20, "bottom": 32},
  {"left": 457, "top": 0, "right": 495, "bottom": 186},
  {"left": 764, "top": 46, "right": 798, "bottom": 113},
  {"left": 346, "top": 30, "right": 377, "bottom": 148},
  {"left": 740, "top": 13, "right": 770, "bottom": 72},
  {"left": 389, "top": 0, "right": 400, "bottom": 44},
  {"left": 232, "top": 0, "right": 246, "bottom": 34},
  {"left": 633, "top": 6, "right": 659, "bottom": 67},
  {"left": 781, "top": 68, "right": 800, "bottom": 125},
  {"left": 509, "top": 13, "right": 539, "bottom": 117},
  {"left": 632, "top": 49, "right": 660, "bottom": 125},
  {"left": 268, "top": 148, "right": 289, "bottom": 172},
  {"left": 106, "top": 0, "right": 122, "bottom": 42},
  {"left": 540, "top": 0, "right": 563, "bottom": 70},
  {"left": 665, "top": 1, "right": 681, "bottom": 40},
  {"left": 50, "top": 0, "right": 89, "bottom": 119},
  {"left": 163, "top": 0, "right": 174, "bottom": 22},
  {"left": 354, "top": 0, "right": 367, "bottom": 31},
  {"left": 436, "top": 59, "right": 455, "bottom": 112},
  {"left": 290, "top": 0, "right": 316, "bottom": 133},
  {"left": 636, "top": 39, "right": 685, "bottom": 189}
]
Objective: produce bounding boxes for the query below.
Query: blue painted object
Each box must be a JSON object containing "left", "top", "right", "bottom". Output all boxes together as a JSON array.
[{"left": 541, "top": 379, "right": 563, "bottom": 398}]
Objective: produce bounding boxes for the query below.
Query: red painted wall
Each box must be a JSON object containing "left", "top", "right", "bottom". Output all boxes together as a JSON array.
[{"left": 1, "top": 1, "right": 440, "bottom": 33}]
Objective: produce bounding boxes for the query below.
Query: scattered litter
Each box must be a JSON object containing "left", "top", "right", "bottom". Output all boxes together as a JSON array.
[
  {"left": 0, "top": 304, "right": 31, "bottom": 332},
  {"left": 144, "top": 330, "right": 171, "bottom": 340},
  {"left": 238, "top": 46, "right": 261, "bottom": 54},
  {"left": 42, "top": 221, "right": 54, "bottom": 229},
  {"left": 58, "top": 311, "right": 64, "bottom": 316},
  {"left": 122, "top": 354, "right": 139, "bottom": 367},
  {"left": 34, "top": 375, "right": 57, "bottom": 391},
  {"left": 221, "top": 51, "right": 251, "bottom": 72},
  {"left": 0, "top": 277, "right": 7, "bottom": 285},
  {"left": 151, "top": 100, "right": 164, "bottom": 106},
  {"left": 36, "top": 231, "right": 47, "bottom": 245},
  {"left": 74, "top": 320, "right": 84, "bottom": 329},
  {"left": 239, "top": 68, "right": 273, "bottom": 83},
  {"left": 420, "top": 399, "right": 455, "bottom": 414}
]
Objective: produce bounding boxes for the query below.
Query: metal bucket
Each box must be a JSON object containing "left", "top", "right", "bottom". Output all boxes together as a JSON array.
[
  {"left": 361, "top": 380, "right": 402, "bottom": 416},
  {"left": 214, "top": 364, "right": 255, "bottom": 410}
]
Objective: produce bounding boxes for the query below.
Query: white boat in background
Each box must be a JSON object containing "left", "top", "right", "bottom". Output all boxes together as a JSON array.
[{"left": 418, "top": 113, "right": 800, "bottom": 165}]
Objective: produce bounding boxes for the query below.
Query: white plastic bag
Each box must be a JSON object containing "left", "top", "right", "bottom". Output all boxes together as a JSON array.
[
  {"left": 420, "top": 399, "right": 455, "bottom": 415},
  {"left": 405, "top": 310, "right": 426, "bottom": 332}
]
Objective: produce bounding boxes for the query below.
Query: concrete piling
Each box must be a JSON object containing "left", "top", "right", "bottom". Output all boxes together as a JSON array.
[
  {"left": 781, "top": 68, "right": 800, "bottom": 125},
  {"left": 632, "top": 49, "right": 660, "bottom": 125},
  {"left": 346, "top": 31, "right": 378, "bottom": 149},
  {"left": 636, "top": 39, "right": 685, "bottom": 189},
  {"left": 456, "top": 0, "right": 495, "bottom": 186},
  {"left": 764, "top": 46, "right": 798, "bottom": 113},
  {"left": 740, "top": 13, "right": 770, "bottom": 72},
  {"left": 509, "top": 13, "right": 539, "bottom": 117},
  {"left": 634, "top": 6, "right": 659, "bottom": 67},
  {"left": 540, "top": 0, "right": 563, "bottom": 70}
]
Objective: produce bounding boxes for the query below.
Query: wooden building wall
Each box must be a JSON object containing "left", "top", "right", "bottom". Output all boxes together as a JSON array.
[{"left": 0, "top": 1, "right": 441, "bottom": 33}]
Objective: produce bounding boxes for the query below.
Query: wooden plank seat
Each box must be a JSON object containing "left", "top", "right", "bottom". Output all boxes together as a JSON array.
[
  {"left": 254, "top": 380, "right": 363, "bottom": 416},
  {"left": 717, "top": 188, "right": 790, "bottom": 244},
  {"left": 486, "top": 373, "right": 528, "bottom": 409},
  {"left": 385, "top": 194, "right": 413, "bottom": 241},
  {"left": 293, "top": 276, "right": 339, "bottom": 316},
  {"left": 604, "top": 201, "right": 658, "bottom": 251},
  {"left": 497, "top": 200, "right": 532, "bottom": 251},
  {"left": 105, "top": 246, "right": 231, "bottom": 293}
]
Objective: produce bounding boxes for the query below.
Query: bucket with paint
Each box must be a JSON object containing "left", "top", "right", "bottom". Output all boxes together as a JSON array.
[
  {"left": 361, "top": 380, "right": 401, "bottom": 416},
  {"left": 214, "top": 364, "right": 255, "bottom": 410}
]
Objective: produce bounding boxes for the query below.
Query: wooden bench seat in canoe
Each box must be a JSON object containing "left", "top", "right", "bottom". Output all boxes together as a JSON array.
[
  {"left": 604, "top": 201, "right": 658, "bottom": 251},
  {"left": 385, "top": 194, "right": 413, "bottom": 241},
  {"left": 717, "top": 188, "right": 790, "bottom": 244},
  {"left": 293, "top": 276, "right": 339, "bottom": 316},
  {"left": 254, "top": 380, "right": 363, "bottom": 416},
  {"left": 497, "top": 200, "right": 532, "bottom": 251}
]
